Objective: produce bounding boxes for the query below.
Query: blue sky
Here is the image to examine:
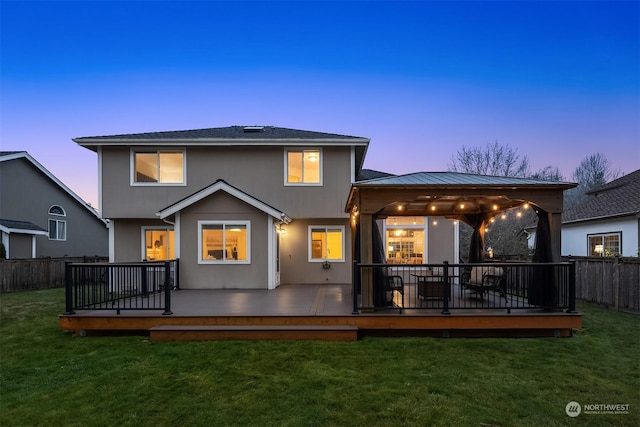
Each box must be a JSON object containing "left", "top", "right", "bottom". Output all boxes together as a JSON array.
[{"left": 2, "top": 0, "right": 638, "bottom": 207}]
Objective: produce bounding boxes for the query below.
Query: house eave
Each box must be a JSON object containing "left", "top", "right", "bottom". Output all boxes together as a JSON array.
[
  {"left": 74, "top": 138, "right": 370, "bottom": 148},
  {"left": 0, "top": 225, "right": 48, "bottom": 236}
]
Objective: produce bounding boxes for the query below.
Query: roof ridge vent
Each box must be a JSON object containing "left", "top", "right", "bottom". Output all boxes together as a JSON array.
[{"left": 243, "top": 126, "right": 265, "bottom": 133}]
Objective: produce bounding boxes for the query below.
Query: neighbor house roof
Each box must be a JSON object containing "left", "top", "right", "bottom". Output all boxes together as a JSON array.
[
  {"left": 356, "top": 169, "right": 395, "bottom": 181},
  {"left": 0, "top": 219, "right": 48, "bottom": 236},
  {"left": 562, "top": 169, "right": 640, "bottom": 224},
  {"left": 0, "top": 151, "right": 107, "bottom": 225},
  {"left": 157, "top": 179, "right": 290, "bottom": 222}
]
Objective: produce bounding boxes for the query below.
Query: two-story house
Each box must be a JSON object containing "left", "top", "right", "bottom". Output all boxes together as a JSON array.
[
  {"left": 0, "top": 151, "right": 108, "bottom": 259},
  {"left": 73, "top": 126, "right": 369, "bottom": 289}
]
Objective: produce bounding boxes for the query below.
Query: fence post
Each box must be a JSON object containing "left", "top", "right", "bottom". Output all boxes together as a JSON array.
[
  {"left": 566, "top": 261, "right": 576, "bottom": 313},
  {"left": 441, "top": 261, "right": 450, "bottom": 315},
  {"left": 352, "top": 260, "right": 360, "bottom": 315},
  {"left": 614, "top": 256, "right": 620, "bottom": 311},
  {"left": 163, "top": 261, "right": 173, "bottom": 315},
  {"left": 63, "top": 262, "right": 75, "bottom": 315}
]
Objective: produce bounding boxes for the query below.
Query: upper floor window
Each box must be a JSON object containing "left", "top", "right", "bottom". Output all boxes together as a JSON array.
[
  {"left": 588, "top": 232, "right": 621, "bottom": 257},
  {"left": 309, "top": 226, "right": 344, "bottom": 262},
  {"left": 48, "top": 205, "right": 66, "bottom": 216},
  {"left": 132, "top": 149, "right": 185, "bottom": 185},
  {"left": 285, "top": 149, "right": 321, "bottom": 185},
  {"left": 199, "top": 221, "right": 250, "bottom": 264}
]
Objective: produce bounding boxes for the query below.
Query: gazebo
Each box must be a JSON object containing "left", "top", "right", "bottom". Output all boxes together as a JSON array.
[{"left": 345, "top": 172, "right": 577, "bottom": 310}]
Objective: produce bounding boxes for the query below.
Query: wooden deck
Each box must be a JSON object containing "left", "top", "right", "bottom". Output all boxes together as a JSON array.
[{"left": 58, "top": 284, "right": 582, "bottom": 341}]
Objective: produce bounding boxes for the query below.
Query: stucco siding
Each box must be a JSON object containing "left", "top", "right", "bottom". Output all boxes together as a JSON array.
[
  {"left": 179, "top": 191, "right": 269, "bottom": 289},
  {"left": 100, "top": 146, "right": 352, "bottom": 219},
  {"left": 562, "top": 216, "right": 639, "bottom": 257},
  {"left": 279, "top": 218, "right": 352, "bottom": 285}
]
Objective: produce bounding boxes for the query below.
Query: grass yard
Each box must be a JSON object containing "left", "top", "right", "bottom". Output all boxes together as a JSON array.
[{"left": 1, "top": 288, "right": 638, "bottom": 427}]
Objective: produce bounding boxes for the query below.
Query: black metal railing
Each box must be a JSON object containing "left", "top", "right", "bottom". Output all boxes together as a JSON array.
[
  {"left": 64, "top": 259, "right": 179, "bottom": 315},
  {"left": 353, "top": 261, "right": 575, "bottom": 314}
]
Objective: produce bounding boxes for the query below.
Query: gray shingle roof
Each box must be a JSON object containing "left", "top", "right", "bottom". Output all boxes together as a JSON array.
[
  {"left": 0, "top": 219, "right": 47, "bottom": 233},
  {"left": 354, "top": 171, "right": 576, "bottom": 188},
  {"left": 562, "top": 169, "right": 640, "bottom": 223},
  {"left": 356, "top": 169, "right": 395, "bottom": 181},
  {"left": 74, "top": 126, "right": 368, "bottom": 142}
]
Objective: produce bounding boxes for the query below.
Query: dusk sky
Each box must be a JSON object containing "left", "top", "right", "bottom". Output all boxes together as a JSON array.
[{"left": 2, "top": 1, "right": 638, "bottom": 208}]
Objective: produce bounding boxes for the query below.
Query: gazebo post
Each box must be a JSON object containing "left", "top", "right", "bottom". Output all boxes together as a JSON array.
[{"left": 359, "top": 213, "right": 375, "bottom": 310}]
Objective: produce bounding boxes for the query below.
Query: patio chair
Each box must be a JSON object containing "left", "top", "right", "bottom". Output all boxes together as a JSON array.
[
  {"left": 383, "top": 274, "right": 404, "bottom": 313},
  {"left": 460, "top": 266, "right": 508, "bottom": 303}
]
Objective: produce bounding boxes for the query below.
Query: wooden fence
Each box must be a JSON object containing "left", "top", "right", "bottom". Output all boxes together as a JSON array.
[
  {"left": 565, "top": 256, "right": 640, "bottom": 313},
  {"left": 0, "top": 257, "right": 108, "bottom": 293}
]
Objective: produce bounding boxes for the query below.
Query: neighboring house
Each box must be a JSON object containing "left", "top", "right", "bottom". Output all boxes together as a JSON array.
[
  {"left": 0, "top": 151, "right": 108, "bottom": 259},
  {"left": 74, "top": 126, "right": 457, "bottom": 289},
  {"left": 562, "top": 169, "right": 640, "bottom": 257}
]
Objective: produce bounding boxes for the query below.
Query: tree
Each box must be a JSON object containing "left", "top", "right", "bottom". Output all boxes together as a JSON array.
[
  {"left": 448, "top": 141, "right": 530, "bottom": 177},
  {"left": 530, "top": 166, "right": 564, "bottom": 182},
  {"left": 565, "top": 153, "right": 621, "bottom": 208},
  {"left": 449, "top": 141, "right": 533, "bottom": 258}
]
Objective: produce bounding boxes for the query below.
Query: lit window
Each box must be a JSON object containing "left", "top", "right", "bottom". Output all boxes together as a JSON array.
[
  {"left": 588, "top": 232, "right": 621, "bottom": 257},
  {"left": 309, "top": 226, "right": 344, "bottom": 261},
  {"left": 286, "top": 149, "right": 321, "bottom": 185},
  {"left": 49, "top": 219, "right": 66, "bottom": 241},
  {"left": 133, "top": 150, "right": 185, "bottom": 184},
  {"left": 385, "top": 216, "right": 425, "bottom": 264},
  {"left": 199, "top": 221, "right": 250, "bottom": 264},
  {"left": 143, "top": 228, "right": 175, "bottom": 261}
]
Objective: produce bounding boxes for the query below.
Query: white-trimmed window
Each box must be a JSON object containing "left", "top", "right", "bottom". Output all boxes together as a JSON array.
[
  {"left": 131, "top": 149, "right": 185, "bottom": 185},
  {"left": 199, "top": 221, "right": 250, "bottom": 264},
  {"left": 285, "top": 148, "right": 321, "bottom": 185},
  {"left": 385, "top": 217, "right": 425, "bottom": 264},
  {"left": 142, "top": 227, "right": 175, "bottom": 261},
  {"left": 588, "top": 232, "right": 621, "bottom": 257},
  {"left": 49, "top": 219, "right": 66, "bottom": 241},
  {"left": 48, "top": 204, "right": 66, "bottom": 240},
  {"left": 309, "top": 226, "right": 344, "bottom": 262},
  {"left": 49, "top": 205, "right": 66, "bottom": 216}
]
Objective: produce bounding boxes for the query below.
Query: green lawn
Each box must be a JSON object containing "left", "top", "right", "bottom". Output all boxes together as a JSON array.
[{"left": 1, "top": 288, "right": 638, "bottom": 427}]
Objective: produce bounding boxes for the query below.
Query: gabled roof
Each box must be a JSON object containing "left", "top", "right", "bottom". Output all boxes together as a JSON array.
[
  {"left": 0, "top": 152, "right": 107, "bottom": 225},
  {"left": 158, "top": 179, "right": 291, "bottom": 222},
  {"left": 0, "top": 219, "right": 48, "bottom": 236},
  {"left": 353, "top": 171, "right": 576, "bottom": 188},
  {"left": 563, "top": 169, "right": 640, "bottom": 224}
]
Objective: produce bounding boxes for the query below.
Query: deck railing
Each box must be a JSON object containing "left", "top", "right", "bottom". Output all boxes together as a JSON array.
[
  {"left": 64, "top": 259, "right": 179, "bottom": 315},
  {"left": 353, "top": 261, "right": 576, "bottom": 314}
]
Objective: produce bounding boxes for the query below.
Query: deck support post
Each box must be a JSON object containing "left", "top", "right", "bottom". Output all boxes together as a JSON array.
[
  {"left": 63, "top": 261, "right": 75, "bottom": 315},
  {"left": 163, "top": 261, "right": 173, "bottom": 315},
  {"left": 566, "top": 260, "right": 576, "bottom": 313}
]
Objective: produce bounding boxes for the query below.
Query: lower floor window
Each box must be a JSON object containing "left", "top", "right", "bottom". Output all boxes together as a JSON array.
[
  {"left": 48, "top": 219, "right": 66, "bottom": 241},
  {"left": 309, "top": 226, "right": 344, "bottom": 261},
  {"left": 199, "top": 221, "right": 250, "bottom": 263},
  {"left": 386, "top": 228, "right": 424, "bottom": 264},
  {"left": 588, "top": 232, "right": 621, "bottom": 256},
  {"left": 144, "top": 228, "right": 174, "bottom": 261}
]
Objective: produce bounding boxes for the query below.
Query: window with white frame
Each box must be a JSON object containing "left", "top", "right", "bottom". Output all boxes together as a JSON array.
[
  {"left": 143, "top": 227, "right": 175, "bottom": 261},
  {"left": 199, "top": 221, "right": 250, "bottom": 264},
  {"left": 385, "top": 217, "right": 425, "bottom": 264},
  {"left": 285, "top": 149, "right": 321, "bottom": 185},
  {"left": 132, "top": 149, "right": 185, "bottom": 184},
  {"left": 588, "top": 232, "right": 621, "bottom": 257},
  {"left": 309, "top": 226, "right": 344, "bottom": 262},
  {"left": 48, "top": 204, "right": 66, "bottom": 240},
  {"left": 49, "top": 219, "right": 66, "bottom": 241}
]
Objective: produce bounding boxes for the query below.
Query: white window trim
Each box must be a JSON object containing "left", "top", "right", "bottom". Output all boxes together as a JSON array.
[
  {"left": 141, "top": 226, "right": 175, "bottom": 261},
  {"left": 130, "top": 148, "right": 187, "bottom": 186},
  {"left": 587, "top": 231, "right": 622, "bottom": 256},
  {"left": 48, "top": 205, "right": 66, "bottom": 216},
  {"left": 308, "top": 225, "right": 345, "bottom": 263},
  {"left": 198, "top": 220, "right": 251, "bottom": 265},
  {"left": 48, "top": 219, "right": 67, "bottom": 241},
  {"left": 284, "top": 148, "right": 323, "bottom": 186}
]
